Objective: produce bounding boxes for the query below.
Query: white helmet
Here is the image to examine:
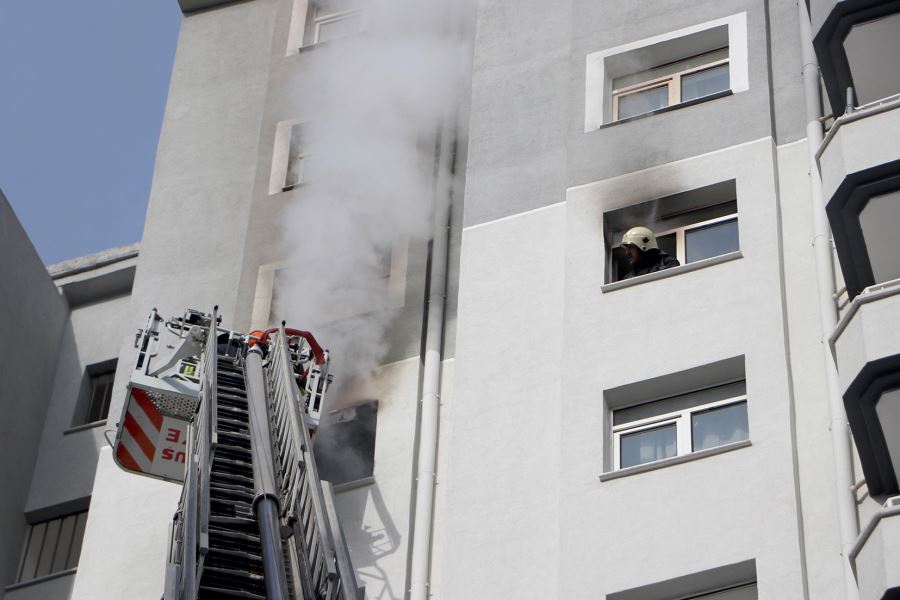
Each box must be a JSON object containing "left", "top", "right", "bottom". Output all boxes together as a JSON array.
[{"left": 617, "top": 226, "right": 658, "bottom": 252}]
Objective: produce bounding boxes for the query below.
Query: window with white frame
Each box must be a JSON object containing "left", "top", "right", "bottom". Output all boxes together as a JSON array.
[
  {"left": 612, "top": 48, "right": 730, "bottom": 121},
  {"left": 15, "top": 510, "right": 88, "bottom": 583},
  {"left": 612, "top": 380, "right": 748, "bottom": 470},
  {"left": 284, "top": 123, "right": 306, "bottom": 191},
  {"left": 73, "top": 360, "right": 117, "bottom": 427},
  {"left": 585, "top": 13, "right": 748, "bottom": 130},
  {"left": 605, "top": 180, "right": 740, "bottom": 283},
  {"left": 302, "top": 1, "right": 361, "bottom": 47}
]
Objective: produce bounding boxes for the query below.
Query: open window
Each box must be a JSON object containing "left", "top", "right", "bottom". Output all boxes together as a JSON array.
[
  {"left": 604, "top": 180, "right": 739, "bottom": 284},
  {"left": 585, "top": 13, "right": 747, "bottom": 130},
  {"left": 284, "top": 123, "right": 306, "bottom": 191},
  {"left": 314, "top": 401, "right": 378, "bottom": 486}
]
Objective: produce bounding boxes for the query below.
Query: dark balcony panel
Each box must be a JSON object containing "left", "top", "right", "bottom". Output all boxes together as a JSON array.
[
  {"left": 826, "top": 159, "right": 900, "bottom": 298},
  {"left": 812, "top": 0, "right": 900, "bottom": 113},
  {"left": 844, "top": 356, "right": 900, "bottom": 497}
]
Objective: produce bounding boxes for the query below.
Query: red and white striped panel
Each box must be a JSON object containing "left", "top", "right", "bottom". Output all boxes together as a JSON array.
[{"left": 116, "top": 387, "right": 189, "bottom": 482}]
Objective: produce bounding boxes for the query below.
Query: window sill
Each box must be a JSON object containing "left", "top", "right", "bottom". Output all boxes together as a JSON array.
[
  {"left": 5, "top": 568, "right": 77, "bottom": 592},
  {"left": 598, "top": 439, "right": 751, "bottom": 482},
  {"left": 601, "top": 250, "right": 742, "bottom": 293},
  {"left": 596, "top": 89, "right": 733, "bottom": 130},
  {"left": 64, "top": 420, "right": 107, "bottom": 435}
]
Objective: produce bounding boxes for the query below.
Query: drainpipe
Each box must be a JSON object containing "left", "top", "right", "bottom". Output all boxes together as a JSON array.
[
  {"left": 797, "top": 3, "right": 859, "bottom": 598},
  {"left": 409, "top": 124, "right": 453, "bottom": 600}
]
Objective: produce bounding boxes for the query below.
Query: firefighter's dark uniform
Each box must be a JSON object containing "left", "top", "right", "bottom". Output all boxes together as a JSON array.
[{"left": 622, "top": 249, "right": 680, "bottom": 279}]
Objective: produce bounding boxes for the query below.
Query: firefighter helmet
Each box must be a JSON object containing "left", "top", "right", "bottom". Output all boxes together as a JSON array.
[{"left": 617, "top": 226, "right": 658, "bottom": 252}]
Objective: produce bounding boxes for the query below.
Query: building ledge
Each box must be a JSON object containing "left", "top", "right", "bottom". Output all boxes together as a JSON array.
[
  {"left": 48, "top": 242, "right": 139, "bottom": 280},
  {"left": 598, "top": 439, "right": 751, "bottom": 482},
  {"left": 601, "top": 251, "right": 742, "bottom": 293}
]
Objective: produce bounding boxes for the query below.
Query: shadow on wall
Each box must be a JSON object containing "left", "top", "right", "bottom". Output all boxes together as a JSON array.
[{"left": 335, "top": 482, "right": 403, "bottom": 600}]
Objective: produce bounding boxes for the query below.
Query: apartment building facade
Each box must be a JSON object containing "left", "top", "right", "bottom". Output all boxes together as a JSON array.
[{"left": 2, "top": 0, "right": 900, "bottom": 598}]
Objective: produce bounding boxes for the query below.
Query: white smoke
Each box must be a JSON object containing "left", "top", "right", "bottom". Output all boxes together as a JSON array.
[{"left": 276, "top": 0, "right": 473, "bottom": 402}]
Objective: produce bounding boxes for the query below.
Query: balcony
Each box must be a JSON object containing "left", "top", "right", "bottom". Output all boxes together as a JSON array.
[
  {"left": 817, "top": 96, "right": 900, "bottom": 298},
  {"left": 850, "top": 497, "right": 900, "bottom": 600},
  {"left": 831, "top": 280, "right": 900, "bottom": 496},
  {"left": 809, "top": 0, "right": 900, "bottom": 113}
]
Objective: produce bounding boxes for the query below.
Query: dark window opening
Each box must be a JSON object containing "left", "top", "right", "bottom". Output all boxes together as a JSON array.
[{"left": 314, "top": 400, "right": 378, "bottom": 485}]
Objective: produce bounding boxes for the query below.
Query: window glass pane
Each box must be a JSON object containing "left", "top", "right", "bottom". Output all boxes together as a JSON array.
[
  {"left": 66, "top": 513, "right": 88, "bottom": 570},
  {"left": 315, "top": 13, "right": 360, "bottom": 43},
  {"left": 19, "top": 523, "right": 45, "bottom": 582},
  {"left": 859, "top": 189, "right": 900, "bottom": 284},
  {"left": 620, "top": 423, "right": 677, "bottom": 468},
  {"left": 87, "top": 372, "right": 114, "bottom": 423},
  {"left": 681, "top": 63, "right": 730, "bottom": 102},
  {"left": 35, "top": 518, "right": 61, "bottom": 577},
  {"left": 685, "top": 218, "right": 739, "bottom": 263},
  {"left": 692, "top": 401, "right": 748, "bottom": 451},
  {"left": 617, "top": 85, "right": 668, "bottom": 120},
  {"left": 285, "top": 123, "right": 305, "bottom": 188},
  {"left": 51, "top": 515, "right": 77, "bottom": 573}
]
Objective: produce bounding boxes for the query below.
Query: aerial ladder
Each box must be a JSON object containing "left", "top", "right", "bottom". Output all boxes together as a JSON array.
[{"left": 111, "top": 307, "right": 363, "bottom": 600}]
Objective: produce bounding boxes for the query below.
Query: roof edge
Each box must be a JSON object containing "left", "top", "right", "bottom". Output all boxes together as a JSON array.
[{"left": 48, "top": 242, "right": 140, "bottom": 280}]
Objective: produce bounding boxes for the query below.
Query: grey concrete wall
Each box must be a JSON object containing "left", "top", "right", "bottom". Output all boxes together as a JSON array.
[
  {"left": 0, "top": 191, "right": 69, "bottom": 597},
  {"left": 25, "top": 292, "right": 133, "bottom": 514}
]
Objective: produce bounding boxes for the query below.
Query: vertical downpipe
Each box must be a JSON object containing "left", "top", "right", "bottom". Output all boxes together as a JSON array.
[
  {"left": 797, "top": 3, "right": 859, "bottom": 598},
  {"left": 409, "top": 123, "right": 454, "bottom": 600}
]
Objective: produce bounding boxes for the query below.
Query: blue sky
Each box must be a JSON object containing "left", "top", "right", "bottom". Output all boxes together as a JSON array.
[{"left": 0, "top": 0, "right": 182, "bottom": 265}]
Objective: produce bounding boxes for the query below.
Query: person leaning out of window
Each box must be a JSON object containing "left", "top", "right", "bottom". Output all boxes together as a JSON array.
[{"left": 617, "top": 226, "right": 680, "bottom": 279}]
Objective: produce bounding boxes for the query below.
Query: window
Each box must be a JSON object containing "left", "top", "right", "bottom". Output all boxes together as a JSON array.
[
  {"left": 284, "top": 123, "right": 306, "bottom": 191},
  {"left": 606, "top": 558, "right": 757, "bottom": 600},
  {"left": 585, "top": 13, "right": 748, "bottom": 130},
  {"left": 302, "top": 1, "right": 361, "bottom": 47},
  {"left": 843, "top": 12, "right": 900, "bottom": 107},
  {"left": 613, "top": 381, "right": 748, "bottom": 470},
  {"left": 314, "top": 401, "right": 378, "bottom": 485},
  {"left": 604, "top": 180, "right": 739, "bottom": 283},
  {"left": 15, "top": 511, "right": 88, "bottom": 583},
  {"left": 612, "top": 49, "right": 730, "bottom": 121},
  {"left": 655, "top": 213, "right": 739, "bottom": 266},
  {"left": 74, "top": 360, "right": 117, "bottom": 427}
]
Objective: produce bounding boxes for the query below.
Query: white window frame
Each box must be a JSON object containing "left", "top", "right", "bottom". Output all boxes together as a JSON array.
[
  {"left": 585, "top": 12, "right": 748, "bottom": 131},
  {"left": 612, "top": 395, "right": 747, "bottom": 470},
  {"left": 312, "top": 8, "right": 361, "bottom": 45},
  {"left": 612, "top": 57, "right": 729, "bottom": 121},
  {"left": 653, "top": 212, "right": 738, "bottom": 265}
]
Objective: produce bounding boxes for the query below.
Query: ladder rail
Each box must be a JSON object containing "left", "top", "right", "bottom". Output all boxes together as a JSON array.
[{"left": 269, "top": 327, "right": 362, "bottom": 599}]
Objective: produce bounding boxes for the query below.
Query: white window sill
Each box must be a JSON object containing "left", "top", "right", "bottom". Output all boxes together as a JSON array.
[
  {"left": 598, "top": 439, "right": 751, "bottom": 482},
  {"left": 601, "top": 250, "right": 742, "bottom": 294}
]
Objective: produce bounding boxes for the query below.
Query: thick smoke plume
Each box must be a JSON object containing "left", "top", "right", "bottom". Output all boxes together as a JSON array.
[{"left": 276, "top": 0, "right": 472, "bottom": 402}]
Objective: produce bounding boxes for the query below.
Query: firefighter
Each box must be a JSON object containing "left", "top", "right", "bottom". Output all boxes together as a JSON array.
[{"left": 617, "top": 226, "right": 680, "bottom": 279}]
